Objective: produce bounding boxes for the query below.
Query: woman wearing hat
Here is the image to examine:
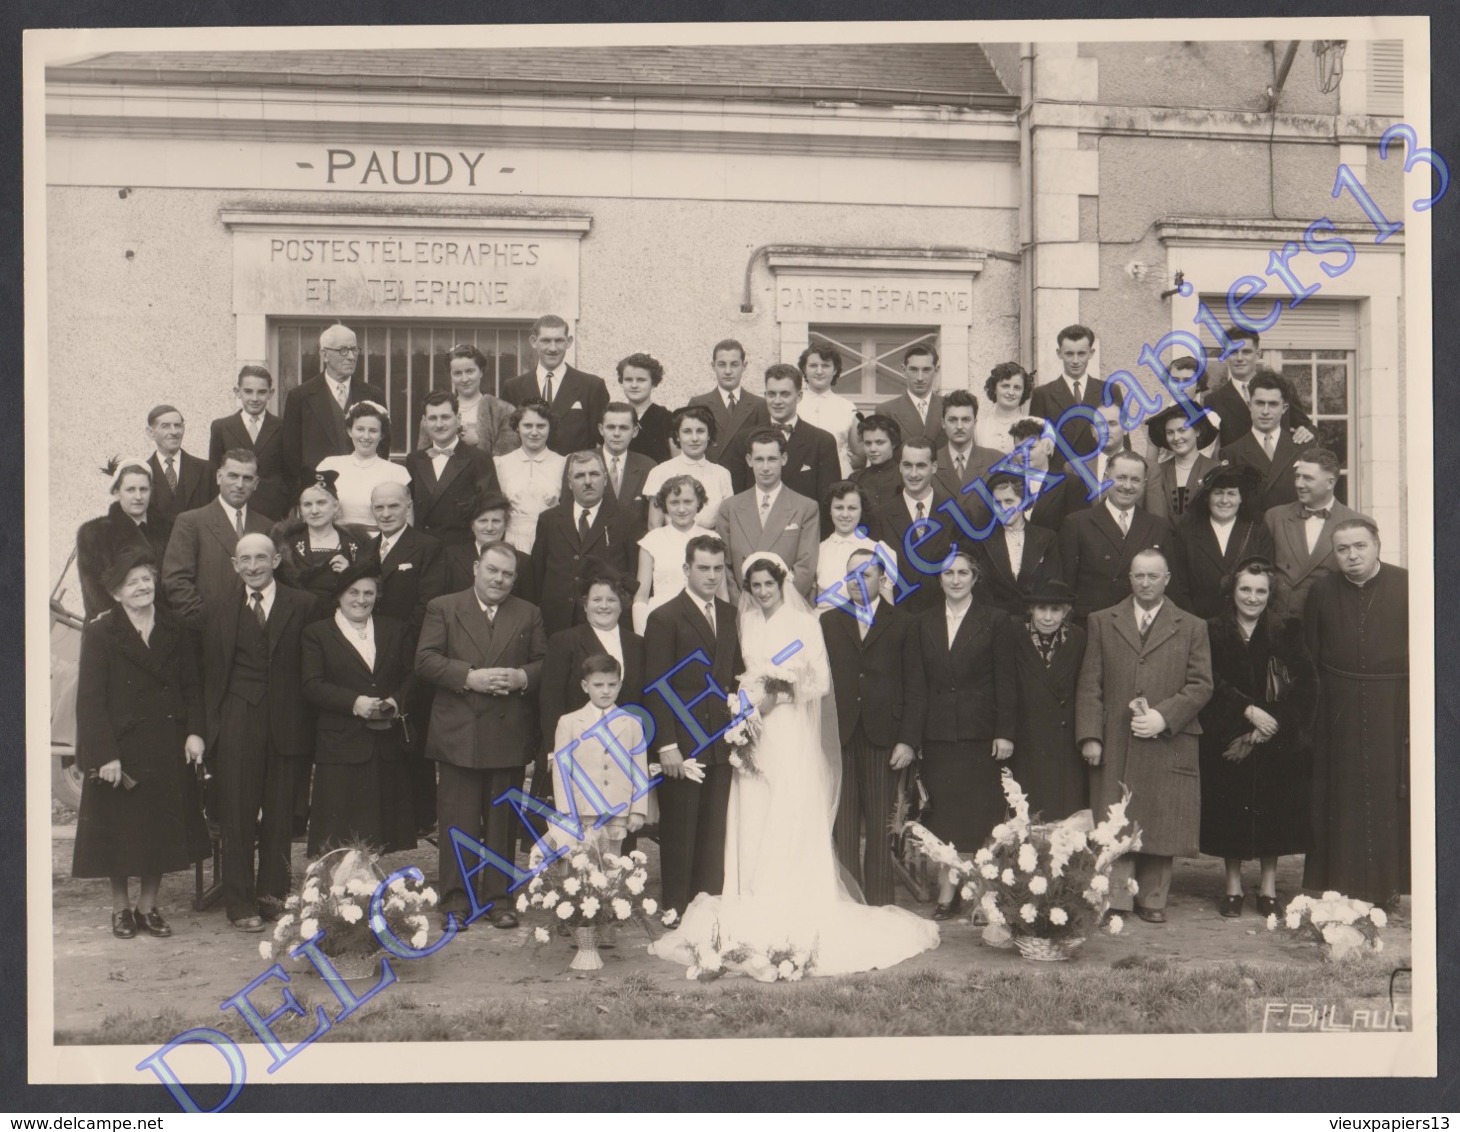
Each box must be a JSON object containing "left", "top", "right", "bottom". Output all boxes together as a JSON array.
[
  {"left": 1143, "top": 404, "right": 1220, "bottom": 526},
  {"left": 1167, "top": 461, "right": 1276, "bottom": 620},
  {"left": 299, "top": 557, "right": 418, "bottom": 858},
  {"left": 76, "top": 458, "right": 173, "bottom": 620},
  {"left": 273, "top": 470, "right": 370, "bottom": 621},
  {"left": 1008, "top": 579, "right": 1089, "bottom": 821},
  {"left": 1197, "top": 556, "right": 1317, "bottom": 917},
  {"left": 72, "top": 548, "right": 211, "bottom": 938}
]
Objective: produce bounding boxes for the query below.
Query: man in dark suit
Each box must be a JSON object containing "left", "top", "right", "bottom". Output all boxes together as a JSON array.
[
  {"left": 1222, "top": 370, "right": 1314, "bottom": 513},
  {"left": 500, "top": 314, "right": 609, "bottom": 457},
  {"left": 933, "top": 389, "right": 1003, "bottom": 531},
  {"left": 868, "top": 437, "right": 955, "bottom": 616},
  {"left": 162, "top": 450, "right": 274, "bottom": 626},
  {"left": 821, "top": 548, "right": 922, "bottom": 906},
  {"left": 850, "top": 414, "right": 904, "bottom": 517},
  {"left": 406, "top": 390, "right": 502, "bottom": 547},
  {"left": 880, "top": 343, "right": 946, "bottom": 455},
  {"left": 685, "top": 339, "right": 772, "bottom": 470},
  {"left": 1028, "top": 324, "right": 1107, "bottom": 456},
  {"left": 280, "top": 324, "right": 387, "bottom": 496},
  {"left": 561, "top": 401, "right": 655, "bottom": 532},
  {"left": 416, "top": 543, "right": 548, "bottom": 929},
  {"left": 209, "top": 366, "right": 287, "bottom": 521},
  {"left": 1057, "top": 402, "right": 1135, "bottom": 516},
  {"left": 1059, "top": 451, "right": 1174, "bottom": 622},
  {"left": 145, "top": 404, "right": 216, "bottom": 525},
  {"left": 199, "top": 533, "right": 313, "bottom": 931},
  {"left": 1264, "top": 448, "right": 1365, "bottom": 617},
  {"left": 1005, "top": 416, "right": 1073, "bottom": 532},
  {"left": 1076, "top": 547, "right": 1213, "bottom": 923},
  {"left": 974, "top": 473, "right": 1062, "bottom": 615},
  {"left": 643, "top": 534, "right": 741, "bottom": 915},
  {"left": 1203, "top": 327, "right": 1317, "bottom": 448},
  {"left": 532, "top": 451, "right": 639, "bottom": 637},
  {"left": 724, "top": 364, "right": 840, "bottom": 508},
  {"left": 370, "top": 482, "right": 449, "bottom": 832}
]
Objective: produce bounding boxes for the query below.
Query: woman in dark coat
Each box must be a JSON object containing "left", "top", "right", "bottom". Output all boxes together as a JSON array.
[
  {"left": 909, "top": 549, "right": 1018, "bottom": 919},
  {"left": 300, "top": 559, "right": 418, "bottom": 858},
  {"left": 1198, "top": 556, "right": 1317, "bottom": 918},
  {"left": 75, "top": 459, "right": 172, "bottom": 620},
  {"left": 273, "top": 471, "right": 369, "bottom": 621},
  {"left": 1008, "top": 579, "right": 1088, "bottom": 821},
  {"left": 1168, "top": 461, "right": 1275, "bottom": 620},
  {"left": 72, "top": 549, "right": 211, "bottom": 938}
]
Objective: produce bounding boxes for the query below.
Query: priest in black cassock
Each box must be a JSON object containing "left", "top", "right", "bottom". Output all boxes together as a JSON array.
[{"left": 1302, "top": 517, "right": 1409, "bottom": 908}]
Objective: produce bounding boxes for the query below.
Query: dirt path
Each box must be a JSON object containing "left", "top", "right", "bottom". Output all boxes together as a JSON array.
[{"left": 49, "top": 829, "right": 1412, "bottom": 1038}]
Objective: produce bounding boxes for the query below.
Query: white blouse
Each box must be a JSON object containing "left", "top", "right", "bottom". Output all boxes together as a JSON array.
[
  {"left": 334, "top": 611, "right": 377, "bottom": 671},
  {"left": 799, "top": 388, "right": 863, "bottom": 477},
  {"left": 976, "top": 410, "right": 1041, "bottom": 455},
  {"left": 494, "top": 447, "right": 567, "bottom": 554}
]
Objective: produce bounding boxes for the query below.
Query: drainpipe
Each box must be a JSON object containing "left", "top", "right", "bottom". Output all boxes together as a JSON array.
[{"left": 1019, "top": 42, "right": 1036, "bottom": 372}]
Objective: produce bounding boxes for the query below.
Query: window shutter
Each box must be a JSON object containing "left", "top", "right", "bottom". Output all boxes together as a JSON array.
[
  {"left": 1197, "top": 298, "right": 1357, "bottom": 353},
  {"left": 1368, "top": 40, "right": 1404, "bottom": 118}
]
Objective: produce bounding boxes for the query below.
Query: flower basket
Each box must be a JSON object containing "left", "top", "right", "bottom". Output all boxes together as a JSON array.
[
  {"left": 902, "top": 769, "right": 1142, "bottom": 951},
  {"left": 1013, "top": 935, "right": 1086, "bottom": 962},
  {"left": 570, "top": 926, "right": 604, "bottom": 971},
  {"left": 308, "top": 949, "right": 383, "bottom": 980}
]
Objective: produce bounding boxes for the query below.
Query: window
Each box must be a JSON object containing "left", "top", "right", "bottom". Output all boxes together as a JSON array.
[
  {"left": 807, "top": 325, "right": 939, "bottom": 411},
  {"left": 273, "top": 320, "right": 532, "bottom": 457},
  {"left": 1367, "top": 40, "right": 1404, "bottom": 118}
]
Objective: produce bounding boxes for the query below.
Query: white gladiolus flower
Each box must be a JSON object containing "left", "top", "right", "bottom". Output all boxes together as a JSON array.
[
  {"left": 1049, "top": 907, "right": 1068, "bottom": 926},
  {"left": 626, "top": 876, "right": 646, "bottom": 895},
  {"left": 562, "top": 877, "right": 582, "bottom": 895},
  {"left": 1028, "top": 876, "right": 1048, "bottom": 895},
  {"left": 338, "top": 903, "right": 363, "bottom": 924},
  {"left": 302, "top": 886, "right": 321, "bottom": 905},
  {"left": 980, "top": 864, "right": 999, "bottom": 880},
  {"left": 347, "top": 879, "right": 374, "bottom": 897},
  {"left": 630, "top": 850, "right": 648, "bottom": 865},
  {"left": 386, "top": 895, "right": 406, "bottom": 913},
  {"left": 1017, "top": 843, "right": 1038, "bottom": 873},
  {"left": 1090, "top": 875, "right": 1110, "bottom": 894},
  {"left": 275, "top": 913, "right": 295, "bottom": 933},
  {"left": 1107, "top": 915, "right": 1124, "bottom": 934},
  {"left": 991, "top": 823, "right": 1011, "bottom": 843},
  {"left": 528, "top": 877, "right": 544, "bottom": 893},
  {"left": 284, "top": 894, "right": 301, "bottom": 910},
  {"left": 534, "top": 927, "right": 551, "bottom": 944},
  {"left": 1019, "top": 903, "right": 1038, "bottom": 923},
  {"left": 580, "top": 897, "right": 601, "bottom": 919},
  {"left": 556, "top": 902, "right": 574, "bottom": 920},
  {"left": 300, "top": 918, "right": 319, "bottom": 939},
  {"left": 612, "top": 899, "right": 633, "bottom": 920},
  {"left": 1001, "top": 869, "right": 1016, "bottom": 886},
  {"left": 571, "top": 853, "right": 590, "bottom": 871},
  {"left": 258, "top": 940, "right": 273, "bottom": 960}
]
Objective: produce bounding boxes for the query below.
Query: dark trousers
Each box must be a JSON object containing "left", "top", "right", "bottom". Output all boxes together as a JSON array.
[
  {"left": 1109, "top": 853, "right": 1174, "bottom": 912},
  {"left": 216, "top": 693, "right": 297, "bottom": 921},
  {"left": 436, "top": 761, "right": 525, "bottom": 915},
  {"left": 832, "top": 723, "right": 900, "bottom": 906},
  {"left": 657, "top": 761, "right": 732, "bottom": 916}
]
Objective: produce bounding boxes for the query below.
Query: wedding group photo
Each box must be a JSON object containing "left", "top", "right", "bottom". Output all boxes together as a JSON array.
[{"left": 27, "top": 18, "right": 1434, "bottom": 1096}]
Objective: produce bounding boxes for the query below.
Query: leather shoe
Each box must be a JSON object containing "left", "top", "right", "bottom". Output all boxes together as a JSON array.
[
  {"left": 111, "top": 908, "right": 137, "bottom": 939},
  {"left": 230, "top": 915, "right": 266, "bottom": 933},
  {"left": 136, "top": 908, "right": 172, "bottom": 937},
  {"left": 1135, "top": 906, "right": 1167, "bottom": 924},
  {"left": 489, "top": 908, "right": 519, "bottom": 930},
  {"left": 441, "top": 909, "right": 471, "bottom": 932},
  {"left": 1255, "top": 894, "right": 1280, "bottom": 917},
  {"left": 257, "top": 897, "right": 285, "bottom": 923},
  {"left": 1219, "top": 894, "right": 1244, "bottom": 919}
]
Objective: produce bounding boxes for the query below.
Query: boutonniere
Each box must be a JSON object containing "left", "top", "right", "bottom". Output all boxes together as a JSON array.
[{"left": 396, "top": 562, "right": 414, "bottom": 572}]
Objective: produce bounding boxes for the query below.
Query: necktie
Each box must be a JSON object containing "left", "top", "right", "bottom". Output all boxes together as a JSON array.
[
  {"left": 578, "top": 508, "right": 591, "bottom": 542},
  {"left": 164, "top": 457, "right": 177, "bottom": 490},
  {"left": 1261, "top": 431, "right": 1276, "bottom": 459},
  {"left": 915, "top": 501, "right": 926, "bottom": 523},
  {"left": 727, "top": 393, "right": 737, "bottom": 413},
  {"left": 1117, "top": 508, "right": 1130, "bottom": 535},
  {"left": 760, "top": 494, "right": 771, "bottom": 522},
  {"left": 1138, "top": 609, "right": 1152, "bottom": 637},
  {"left": 235, "top": 509, "right": 245, "bottom": 538},
  {"left": 610, "top": 454, "right": 622, "bottom": 495},
  {"left": 486, "top": 605, "right": 496, "bottom": 626},
  {"left": 704, "top": 601, "right": 716, "bottom": 636},
  {"left": 954, "top": 454, "right": 966, "bottom": 482},
  {"left": 334, "top": 381, "right": 348, "bottom": 409},
  {"left": 915, "top": 399, "right": 927, "bottom": 422},
  {"left": 1072, "top": 380, "right": 1082, "bottom": 403},
  {"left": 246, "top": 414, "right": 260, "bottom": 441},
  {"left": 1302, "top": 506, "right": 1331, "bottom": 520},
  {"left": 250, "top": 590, "right": 266, "bottom": 629},
  {"left": 543, "top": 371, "right": 555, "bottom": 404}
]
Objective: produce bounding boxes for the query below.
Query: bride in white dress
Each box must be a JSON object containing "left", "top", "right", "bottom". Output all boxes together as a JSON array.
[{"left": 651, "top": 552, "right": 939, "bottom": 977}]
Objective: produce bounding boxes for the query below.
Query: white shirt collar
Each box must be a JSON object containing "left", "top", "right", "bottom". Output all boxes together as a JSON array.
[
  {"left": 378, "top": 528, "right": 403, "bottom": 557},
  {"left": 904, "top": 489, "right": 934, "bottom": 515},
  {"left": 241, "top": 408, "right": 265, "bottom": 425},
  {"left": 475, "top": 591, "right": 500, "bottom": 616},
  {"left": 590, "top": 624, "right": 623, "bottom": 661},
  {"left": 218, "top": 497, "right": 248, "bottom": 524},
  {"left": 430, "top": 438, "right": 458, "bottom": 457},
  {"left": 577, "top": 501, "right": 601, "bottom": 526},
  {"left": 537, "top": 362, "right": 564, "bottom": 384},
  {"left": 777, "top": 416, "right": 799, "bottom": 432},
  {"left": 721, "top": 387, "right": 742, "bottom": 409},
  {"left": 757, "top": 484, "right": 782, "bottom": 510},
  {"left": 244, "top": 579, "right": 276, "bottom": 617},
  {"left": 155, "top": 447, "right": 180, "bottom": 466},
  {"left": 1104, "top": 498, "right": 1134, "bottom": 526},
  {"left": 1133, "top": 597, "right": 1164, "bottom": 622}
]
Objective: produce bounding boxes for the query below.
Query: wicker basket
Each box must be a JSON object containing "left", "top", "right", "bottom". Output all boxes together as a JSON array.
[
  {"left": 309, "top": 949, "right": 383, "bottom": 980},
  {"left": 1013, "top": 935, "right": 1086, "bottom": 962},
  {"left": 570, "top": 925, "right": 604, "bottom": 971}
]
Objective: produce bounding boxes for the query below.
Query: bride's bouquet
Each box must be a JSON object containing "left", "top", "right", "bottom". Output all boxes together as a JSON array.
[{"left": 723, "top": 659, "right": 800, "bottom": 777}]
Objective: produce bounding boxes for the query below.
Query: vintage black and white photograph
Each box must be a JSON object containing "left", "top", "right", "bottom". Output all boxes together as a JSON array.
[{"left": 25, "top": 16, "right": 1436, "bottom": 1102}]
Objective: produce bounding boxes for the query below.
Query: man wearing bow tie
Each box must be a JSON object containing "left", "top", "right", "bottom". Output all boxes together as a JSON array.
[
  {"left": 406, "top": 391, "right": 502, "bottom": 547},
  {"left": 723, "top": 364, "right": 839, "bottom": 510},
  {"left": 531, "top": 451, "right": 640, "bottom": 637},
  {"left": 1263, "top": 448, "right": 1366, "bottom": 616},
  {"left": 501, "top": 315, "right": 609, "bottom": 456},
  {"left": 280, "top": 324, "right": 386, "bottom": 497}
]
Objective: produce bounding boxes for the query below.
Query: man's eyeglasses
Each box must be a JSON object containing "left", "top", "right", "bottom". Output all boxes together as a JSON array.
[{"left": 324, "top": 346, "right": 361, "bottom": 356}]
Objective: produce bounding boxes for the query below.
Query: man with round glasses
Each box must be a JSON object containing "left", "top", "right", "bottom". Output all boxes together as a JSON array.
[{"left": 280, "top": 323, "right": 386, "bottom": 497}]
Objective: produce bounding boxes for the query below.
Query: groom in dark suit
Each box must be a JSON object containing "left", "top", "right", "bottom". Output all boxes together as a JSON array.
[
  {"left": 643, "top": 534, "right": 742, "bottom": 916},
  {"left": 821, "top": 548, "right": 922, "bottom": 905},
  {"left": 501, "top": 314, "right": 610, "bottom": 456}
]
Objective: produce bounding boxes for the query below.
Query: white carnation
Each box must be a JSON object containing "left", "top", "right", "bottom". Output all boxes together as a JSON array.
[
  {"left": 580, "top": 896, "right": 601, "bottom": 919},
  {"left": 629, "top": 850, "right": 648, "bottom": 865},
  {"left": 258, "top": 940, "right": 273, "bottom": 960},
  {"left": 542, "top": 891, "right": 560, "bottom": 908},
  {"left": 421, "top": 887, "right": 438, "bottom": 906},
  {"left": 973, "top": 847, "right": 994, "bottom": 865},
  {"left": 777, "top": 960, "right": 795, "bottom": 979},
  {"left": 626, "top": 876, "right": 646, "bottom": 895},
  {"left": 330, "top": 884, "right": 346, "bottom": 898},
  {"left": 562, "top": 877, "right": 582, "bottom": 895},
  {"left": 1285, "top": 911, "right": 1302, "bottom": 930},
  {"left": 300, "top": 917, "right": 319, "bottom": 940},
  {"left": 410, "top": 929, "right": 429, "bottom": 949},
  {"left": 660, "top": 907, "right": 676, "bottom": 926},
  {"left": 1001, "top": 868, "right": 1016, "bottom": 886},
  {"left": 1028, "top": 876, "right": 1048, "bottom": 895},
  {"left": 1049, "top": 907, "right": 1068, "bottom": 926},
  {"left": 338, "top": 903, "right": 363, "bottom": 924},
  {"left": 556, "top": 902, "right": 574, "bottom": 920},
  {"left": 534, "top": 927, "right": 551, "bottom": 944},
  {"left": 1369, "top": 908, "right": 1388, "bottom": 927},
  {"left": 1020, "top": 903, "right": 1038, "bottom": 924},
  {"left": 1090, "top": 875, "right": 1110, "bottom": 894},
  {"left": 1266, "top": 913, "right": 1278, "bottom": 931},
  {"left": 1107, "top": 915, "right": 1124, "bottom": 934},
  {"left": 589, "top": 871, "right": 608, "bottom": 890},
  {"left": 980, "top": 864, "right": 999, "bottom": 880},
  {"left": 571, "top": 853, "right": 590, "bottom": 871},
  {"left": 1017, "top": 843, "right": 1038, "bottom": 873},
  {"left": 516, "top": 893, "right": 529, "bottom": 913},
  {"left": 346, "top": 879, "right": 374, "bottom": 897},
  {"left": 612, "top": 898, "right": 633, "bottom": 921},
  {"left": 642, "top": 898, "right": 658, "bottom": 916},
  {"left": 1127, "top": 878, "right": 1140, "bottom": 895}
]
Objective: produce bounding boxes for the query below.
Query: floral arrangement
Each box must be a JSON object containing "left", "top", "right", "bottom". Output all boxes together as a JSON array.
[
  {"left": 721, "top": 661, "right": 799, "bottom": 777},
  {"left": 1266, "top": 891, "right": 1387, "bottom": 961},
  {"left": 904, "top": 769, "right": 1142, "bottom": 943},
  {"left": 261, "top": 846, "right": 437, "bottom": 963},
  {"left": 685, "top": 919, "right": 816, "bottom": 983},
  {"left": 520, "top": 834, "right": 671, "bottom": 932}
]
